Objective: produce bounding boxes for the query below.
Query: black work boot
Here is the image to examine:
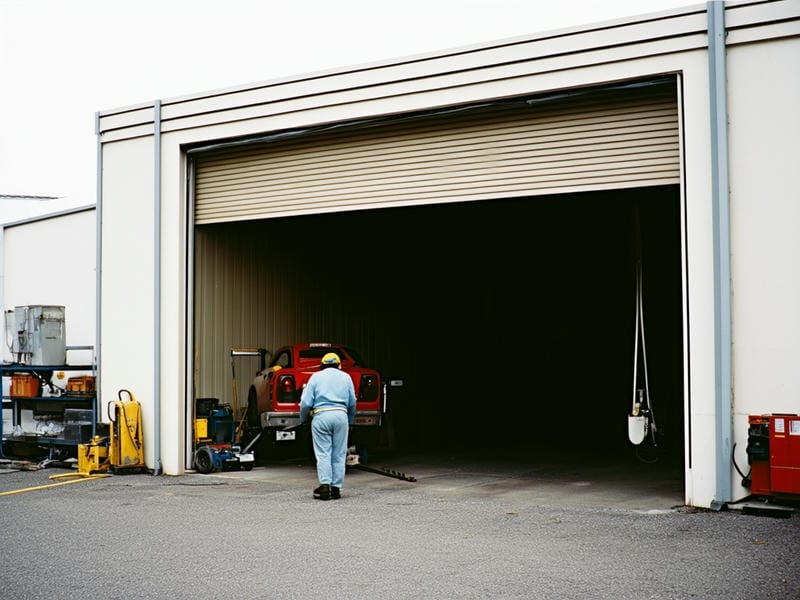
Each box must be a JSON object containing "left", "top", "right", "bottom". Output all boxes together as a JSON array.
[
  {"left": 313, "top": 484, "right": 332, "bottom": 500},
  {"left": 331, "top": 486, "right": 341, "bottom": 499}
]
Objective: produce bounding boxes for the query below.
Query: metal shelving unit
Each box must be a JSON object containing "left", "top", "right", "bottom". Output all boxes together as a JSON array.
[{"left": 0, "top": 363, "right": 97, "bottom": 460}]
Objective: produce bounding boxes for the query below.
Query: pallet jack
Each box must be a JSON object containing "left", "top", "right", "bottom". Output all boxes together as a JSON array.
[{"left": 50, "top": 389, "right": 146, "bottom": 480}]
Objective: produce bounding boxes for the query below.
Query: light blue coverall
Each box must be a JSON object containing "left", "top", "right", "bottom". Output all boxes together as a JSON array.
[{"left": 299, "top": 367, "right": 356, "bottom": 489}]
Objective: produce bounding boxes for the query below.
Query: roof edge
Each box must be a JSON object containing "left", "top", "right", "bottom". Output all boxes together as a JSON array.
[
  {"left": 97, "top": 2, "right": 706, "bottom": 118},
  {"left": 1, "top": 204, "right": 96, "bottom": 229}
]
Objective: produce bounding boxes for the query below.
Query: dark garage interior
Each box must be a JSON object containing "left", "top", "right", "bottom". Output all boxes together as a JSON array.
[{"left": 194, "top": 184, "right": 684, "bottom": 473}]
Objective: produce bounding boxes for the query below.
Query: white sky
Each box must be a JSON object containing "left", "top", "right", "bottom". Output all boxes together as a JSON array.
[{"left": 0, "top": 0, "right": 697, "bottom": 207}]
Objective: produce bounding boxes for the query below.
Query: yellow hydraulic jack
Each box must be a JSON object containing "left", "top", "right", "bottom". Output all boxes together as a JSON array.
[
  {"left": 49, "top": 436, "right": 112, "bottom": 480},
  {"left": 50, "top": 389, "right": 145, "bottom": 480},
  {"left": 77, "top": 436, "right": 111, "bottom": 475}
]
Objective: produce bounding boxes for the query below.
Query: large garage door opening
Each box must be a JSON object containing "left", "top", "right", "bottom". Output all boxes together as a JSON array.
[
  {"left": 193, "top": 185, "right": 684, "bottom": 472},
  {"left": 189, "top": 75, "right": 684, "bottom": 492}
]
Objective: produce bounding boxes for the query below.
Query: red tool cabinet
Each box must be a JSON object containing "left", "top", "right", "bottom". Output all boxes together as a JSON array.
[{"left": 747, "top": 414, "right": 800, "bottom": 496}]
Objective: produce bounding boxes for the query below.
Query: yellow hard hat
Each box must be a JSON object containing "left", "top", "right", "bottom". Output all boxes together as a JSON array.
[{"left": 321, "top": 352, "right": 341, "bottom": 366}]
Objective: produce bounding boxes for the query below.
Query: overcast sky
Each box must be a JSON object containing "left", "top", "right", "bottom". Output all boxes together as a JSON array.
[{"left": 0, "top": 0, "right": 696, "bottom": 207}]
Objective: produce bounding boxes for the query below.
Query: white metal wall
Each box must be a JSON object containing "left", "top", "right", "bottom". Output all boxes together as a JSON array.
[
  {"left": 2, "top": 209, "right": 97, "bottom": 365},
  {"left": 1, "top": 209, "right": 96, "bottom": 432}
]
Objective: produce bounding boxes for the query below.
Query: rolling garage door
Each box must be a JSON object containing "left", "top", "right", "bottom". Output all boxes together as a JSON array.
[{"left": 194, "top": 79, "right": 679, "bottom": 225}]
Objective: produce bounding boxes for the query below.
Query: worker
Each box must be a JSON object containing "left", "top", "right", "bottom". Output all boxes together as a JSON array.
[{"left": 299, "top": 351, "right": 356, "bottom": 500}]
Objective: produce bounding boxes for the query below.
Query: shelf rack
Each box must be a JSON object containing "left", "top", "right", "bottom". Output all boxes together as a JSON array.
[{"left": 0, "top": 362, "right": 97, "bottom": 460}]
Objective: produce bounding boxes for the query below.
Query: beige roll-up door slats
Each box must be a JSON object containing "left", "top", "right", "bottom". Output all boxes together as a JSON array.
[{"left": 194, "top": 82, "right": 679, "bottom": 224}]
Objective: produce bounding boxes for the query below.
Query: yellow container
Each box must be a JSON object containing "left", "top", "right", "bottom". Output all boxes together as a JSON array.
[{"left": 195, "top": 418, "right": 208, "bottom": 442}]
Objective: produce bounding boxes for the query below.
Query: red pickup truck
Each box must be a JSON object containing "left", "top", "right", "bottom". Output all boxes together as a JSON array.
[{"left": 245, "top": 343, "right": 385, "bottom": 441}]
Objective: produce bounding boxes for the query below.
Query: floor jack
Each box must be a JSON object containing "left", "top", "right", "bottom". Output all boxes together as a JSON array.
[{"left": 50, "top": 389, "right": 146, "bottom": 480}]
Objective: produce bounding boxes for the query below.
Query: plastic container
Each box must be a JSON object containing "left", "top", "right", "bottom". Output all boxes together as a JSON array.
[
  {"left": 66, "top": 375, "right": 96, "bottom": 394},
  {"left": 10, "top": 374, "right": 41, "bottom": 398}
]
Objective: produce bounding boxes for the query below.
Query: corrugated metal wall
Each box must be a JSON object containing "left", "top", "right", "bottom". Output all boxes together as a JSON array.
[{"left": 193, "top": 216, "right": 390, "bottom": 409}]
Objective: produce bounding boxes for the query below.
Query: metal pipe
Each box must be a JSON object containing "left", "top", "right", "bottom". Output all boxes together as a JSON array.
[
  {"left": 153, "top": 100, "right": 163, "bottom": 476},
  {"left": 94, "top": 112, "right": 102, "bottom": 398},
  {"left": 707, "top": 0, "right": 732, "bottom": 508},
  {"left": 185, "top": 159, "right": 195, "bottom": 470},
  {"left": 0, "top": 225, "right": 5, "bottom": 359}
]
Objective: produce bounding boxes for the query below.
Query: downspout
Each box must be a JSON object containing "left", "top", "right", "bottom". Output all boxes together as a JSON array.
[
  {"left": 153, "top": 100, "right": 163, "bottom": 476},
  {"left": 707, "top": 1, "right": 733, "bottom": 509},
  {"left": 0, "top": 225, "right": 4, "bottom": 356},
  {"left": 185, "top": 161, "right": 195, "bottom": 471},
  {"left": 95, "top": 112, "right": 102, "bottom": 402}
]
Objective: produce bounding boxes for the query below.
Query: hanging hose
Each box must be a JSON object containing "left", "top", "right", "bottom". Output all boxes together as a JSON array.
[
  {"left": 635, "top": 444, "right": 660, "bottom": 464},
  {"left": 629, "top": 206, "right": 658, "bottom": 449},
  {"left": 637, "top": 261, "right": 657, "bottom": 444}
]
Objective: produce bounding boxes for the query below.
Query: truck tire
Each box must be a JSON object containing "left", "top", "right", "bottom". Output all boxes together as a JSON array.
[{"left": 246, "top": 387, "right": 260, "bottom": 429}]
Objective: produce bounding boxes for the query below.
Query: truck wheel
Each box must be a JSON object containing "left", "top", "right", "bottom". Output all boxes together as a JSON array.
[
  {"left": 246, "top": 387, "right": 259, "bottom": 428},
  {"left": 194, "top": 447, "right": 214, "bottom": 474},
  {"left": 242, "top": 463, "right": 254, "bottom": 471}
]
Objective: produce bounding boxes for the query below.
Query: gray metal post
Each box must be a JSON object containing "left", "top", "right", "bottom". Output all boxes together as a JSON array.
[
  {"left": 94, "top": 112, "right": 102, "bottom": 393},
  {"left": 707, "top": 0, "right": 733, "bottom": 509},
  {"left": 0, "top": 225, "right": 4, "bottom": 357},
  {"left": 185, "top": 160, "right": 195, "bottom": 470},
  {"left": 153, "top": 100, "right": 162, "bottom": 476}
]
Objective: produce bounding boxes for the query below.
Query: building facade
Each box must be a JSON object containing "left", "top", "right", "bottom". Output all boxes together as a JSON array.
[{"left": 96, "top": 1, "right": 800, "bottom": 508}]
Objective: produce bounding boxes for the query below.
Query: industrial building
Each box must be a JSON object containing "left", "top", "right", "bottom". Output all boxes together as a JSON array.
[
  {"left": 95, "top": 1, "right": 800, "bottom": 509},
  {"left": 1, "top": 207, "right": 97, "bottom": 442},
  {"left": 0, "top": 206, "right": 96, "bottom": 366}
]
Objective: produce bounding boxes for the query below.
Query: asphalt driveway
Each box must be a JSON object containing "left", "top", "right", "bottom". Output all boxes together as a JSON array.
[{"left": 0, "top": 452, "right": 797, "bottom": 600}]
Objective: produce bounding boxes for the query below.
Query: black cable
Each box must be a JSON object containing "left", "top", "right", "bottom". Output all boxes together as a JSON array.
[
  {"left": 731, "top": 442, "right": 751, "bottom": 486},
  {"left": 635, "top": 446, "right": 660, "bottom": 464}
]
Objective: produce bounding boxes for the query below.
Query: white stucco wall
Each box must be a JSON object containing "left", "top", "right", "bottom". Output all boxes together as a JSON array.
[
  {"left": 728, "top": 36, "right": 800, "bottom": 497},
  {"left": 99, "top": 136, "right": 156, "bottom": 463}
]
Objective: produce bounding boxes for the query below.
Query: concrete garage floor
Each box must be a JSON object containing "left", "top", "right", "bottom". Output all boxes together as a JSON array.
[
  {"left": 236, "top": 448, "right": 686, "bottom": 512},
  {"left": 0, "top": 448, "right": 685, "bottom": 511}
]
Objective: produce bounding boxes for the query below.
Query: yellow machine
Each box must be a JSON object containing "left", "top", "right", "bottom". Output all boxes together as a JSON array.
[
  {"left": 49, "top": 435, "right": 112, "bottom": 480},
  {"left": 50, "top": 389, "right": 145, "bottom": 480},
  {"left": 76, "top": 436, "right": 110, "bottom": 475},
  {"left": 109, "top": 389, "right": 145, "bottom": 470}
]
